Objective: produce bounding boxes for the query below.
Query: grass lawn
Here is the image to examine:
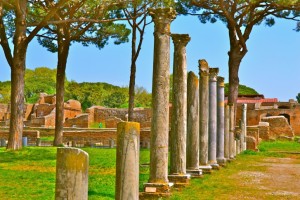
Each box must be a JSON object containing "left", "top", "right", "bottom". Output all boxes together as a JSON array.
[{"left": 0, "top": 141, "right": 299, "bottom": 199}]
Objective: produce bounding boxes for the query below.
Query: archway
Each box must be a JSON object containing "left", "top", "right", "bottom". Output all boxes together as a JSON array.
[{"left": 279, "top": 114, "right": 290, "bottom": 124}]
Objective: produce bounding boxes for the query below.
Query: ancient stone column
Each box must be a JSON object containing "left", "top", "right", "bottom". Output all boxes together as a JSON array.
[
  {"left": 169, "top": 34, "right": 190, "bottom": 173},
  {"left": 1, "top": 139, "right": 6, "bottom": 147},
  {"left": 208, "top": 68, "right": 219, "bottom": 169},
  {"left": 145, "top": 8, "right": 176, "bottom": 193},
  {"left": 217, "top": 76, "right": 226, "bottom": 165},
  {"left": 199, "top": 60, "right": 212, "bottom": 173},
  {"left": 115, "top": 122, "right": 140, "bottom": 200},
  {"left": 229, "top": 103, "right": 235, "bottom": 159},
  {"left": 241, "top": 104, "right": 247, "bottom": 151},
  {"left": 55, "top": 147, "right": 89, "bottom": 200},
  {"left": 186, "top": 72, "right": 202, "bottom": 176},
  {"left": 224, "top": 104, "right": 230, "bottom": 160}
]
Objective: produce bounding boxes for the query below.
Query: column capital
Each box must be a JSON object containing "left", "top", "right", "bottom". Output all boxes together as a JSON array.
[
  {"left": 198, "top": 59, "right": 210, "bottom": 76},
  {"left": 171, "top": 34, "right": 191, "bottom": 47},
  {"left": 217, "top": 76, "right": 225, "bottom": 87},
  {"left": 209, "top": 68, "right": 219, "bottom": 81},
  {"left": 148, "top": 8, "right": 176, "bottom": 34}
]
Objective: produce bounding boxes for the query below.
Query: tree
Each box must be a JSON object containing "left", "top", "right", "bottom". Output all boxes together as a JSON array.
[
  {"left": 296, "top": 93, "right": 300, "bottom": 103},
  {"left": 24, "top": 67, "right": 56, "bottom": 103},
  {"left": 224, "top": 83, "right": 258, "bottom": 96},
  {"left": 177, "top": 1, "right": 300, "bottom": 105},
  {"left": 103, "top": 91, "right": 127, "bottom": 108},
  {"left": 35, "top": 0, "right": 130, "bottom": 145},
  {"left": 0, "top": 0, "right": 68, "bottom": 150}
]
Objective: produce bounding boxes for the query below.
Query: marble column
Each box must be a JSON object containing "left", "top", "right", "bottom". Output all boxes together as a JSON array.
[
  {"left": 115, "top": 122, "right": 140, "bottom": 200},
  {"left": 144, "top": 8, "right": 176, "bottom": 194},
  {"left": 229, "top": 103, "right": 235, "bottom": 159},
  {"left": 241, "top": 104, "right": 247, "bottom": 151},
  {"left": 186, "top": 72, "right": 202, "bottom": 177},
  {"left": 217, "top": 76, "right": 226, "bottom": 166},
  {"left": 199, "top": 59, "right": 212, "bottom": 173},
  {"left": 208, "top": 68, "right": 219, "bottom": 169},
  {"left": 224, "top": 104, "right": 230, "bottom": 160},
  {"left": 169, "top": 34, "right": 191, "bottom": 185}
]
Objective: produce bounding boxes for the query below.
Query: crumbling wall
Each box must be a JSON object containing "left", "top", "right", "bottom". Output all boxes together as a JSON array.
[{"left": 261, "top": 116, "right": 294, "bottom": 139}]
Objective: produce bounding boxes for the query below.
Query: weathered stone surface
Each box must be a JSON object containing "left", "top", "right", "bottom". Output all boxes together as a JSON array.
[
  {"left": 170, "top": 34, "right": 190, "bottom": 175},
  {"left": 258, "top": 122, "right": 270, "bottom": 140},
  {"left": 224, "top": 104, "right": 230, "bottom": 160},
  {"left": 241, "top": 104, "right": 247, "bottom": 151},
  {"left": 148, "top": 7, "right": 176, "bottom": 185},
  {"left": 247, "top": 126, "right": 260, "bottom": 143},
  {"left": 116, "top": 122, "right": 140, "bottom": 200},
  {"left": 217, "top": 76, "right": 226, "bottom": 165},
  {"left": 261, "top": 116, "right": 294, "bottom": 139},
  {"left": 55, "top": 147, "right": 89, "bottom": 200},
  {"left": 199, "top": 59, "right": 210, "bottom": 166},
  {"left": 229, "top": 103, "right": 235, "bottom": 159},
  {"left": 246, "top": 136, "right": 258, "bottom": 151},
  {"left": 208, "top": 68, "right": 219, "bottom": 166},
  {"left": 186, "top": 72, "right": 200, "bottom": 171}
]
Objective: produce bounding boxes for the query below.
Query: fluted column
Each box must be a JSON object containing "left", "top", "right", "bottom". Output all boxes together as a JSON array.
[
  {"left": 199, "top": 60, "right": 212, "bottom": 173},
  {"left": 146, "top": 8, "right": 176, "bottom": 191},
  {"left": 217, "top": 76, "right": 226, "bottom": 165}
]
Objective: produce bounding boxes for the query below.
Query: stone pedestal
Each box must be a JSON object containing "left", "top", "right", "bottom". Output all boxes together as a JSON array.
[
  {"left": 146, "top": 7, "right": 176, "bottom": 194},
  {"left": 186, "top": 72, "right": 202, "bottom": 177},
  {"left": 168, "top": 174, "right": 191, "bottom": 187},
  {"left": 55, "top": 147, "right": 89, "bottom": 200},
  {"left": 208, "top": 68, "right": 219, "bottom": 169},
  {"left": 116, "top": 122, "right": 140, "bottom": 200},
  {"left": 170, "top": 34, "right": 190, "bottom": 176},
  {"left": 0, "top": 139, "right": 6, "bottom": 147},
  {"left": 36, "top": 138, "right": 41, "bottom": 147}
]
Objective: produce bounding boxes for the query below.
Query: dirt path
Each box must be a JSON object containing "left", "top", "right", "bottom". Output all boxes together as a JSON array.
[{"left": 237, "top": 154, "right": 300, "bottom": 199}]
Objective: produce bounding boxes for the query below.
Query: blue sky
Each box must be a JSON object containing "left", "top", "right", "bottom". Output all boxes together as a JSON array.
[{"left": 1, "top": 14, "right": 300, "bottom": 101}]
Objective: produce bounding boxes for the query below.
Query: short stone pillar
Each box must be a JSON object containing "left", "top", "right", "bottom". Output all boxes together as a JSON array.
[
  {"left": 71, "top": 140, "right": 77, "bottom": 147},
  {"left": 144, "top": 7, "right": 176, "bottom": 195},
  {"left": 22, "top": 137, "right": 28, "bottom": 147},
  {"left": 229, "top": 103, "right": 235, "bottom": 159},
  {"left": 36, "top": 138, "right": 41, "bottom": 147},
  {"left": 55, "top": 147, "right": 89, "bottom": 200},
  {"left": 241, "top": 104, "right": 247, "bottom": 151},
  {"left": 186, "top": 72, "right": 202, "bottom": 177},
  {"left": 217, "top": 76, "right": 226, "bottom": 166},
  {"left": 198, "top": 59, "right": 212, "bottom": 173},
  {"left": 208, "top": 68, "right": 219, "bottom": 169},
  {"left": 1, "top": 139, "right": 6, "bottom": 147},
  {"left": 116, "top": 122, "right": 140, "bottom": 200},
  {"left": 109, "top": 139, "right": 115, "bottom": 148},
  {"left": 236, "top": 139, "right": 241, "bottom": 154}
]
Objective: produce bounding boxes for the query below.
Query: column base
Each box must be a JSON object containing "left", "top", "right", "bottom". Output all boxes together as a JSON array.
[
  {"left": 168, "top": 174, "right": 190, "bottom": 188},
  {"left": 217, "top": 158, "right": 227, "bottom": 167},
  {"left": 140, "top": 182, "right": 173, "bottom": 199},
  {"left": 210, "top": 163, "right": 220, "bottom": 170},
  {"left": 199, "top": 165, "right": 213, "bottom": 174},
  {"left": 186, "top": 169, "right": 203, "bottom": 178}
]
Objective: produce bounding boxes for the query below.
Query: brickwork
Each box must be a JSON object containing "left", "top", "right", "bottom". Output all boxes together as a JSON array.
[{"left": 261, "top": 116, "right": 294, "bottom": 139}]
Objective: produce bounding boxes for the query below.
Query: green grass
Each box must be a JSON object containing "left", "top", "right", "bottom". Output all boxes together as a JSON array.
[{"left": 0, "top": 141, "right": 299, "bottom": 199}]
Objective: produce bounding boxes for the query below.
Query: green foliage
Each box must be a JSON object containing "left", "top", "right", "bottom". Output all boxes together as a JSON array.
[
  {"left": 24, "top": 67, "right": 57, "bottom": 103},
  {"left": 296, "top": 93, "right": 300, "bottom": 103},
  {"left": 224, "top": 83, "right": 259, "bottom": 95},
  {"left": 0, "top": 81, "right": 11, "bottom": 103},
  {"left": 102, "top": 91, "right": 127, "bottom": 108},
  {"left": 135, "top": 86, "right": 152, "bottom": 107}
]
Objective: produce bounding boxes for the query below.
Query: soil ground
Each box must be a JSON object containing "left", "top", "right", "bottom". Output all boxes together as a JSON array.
[{"left": 233, "top": 153, "right": 300, "bottom": 200}]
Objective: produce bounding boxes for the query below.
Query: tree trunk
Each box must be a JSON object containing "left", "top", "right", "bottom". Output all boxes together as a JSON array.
[
  {"left": 53, "top": 31, "right": 70, "bottom": 146},
  {"left": 227, "top": 46, "right": 246, "bottom": 105},
  {"left": 7, "top": 0, "right": 28, "bottom": 150},
  {"left": 128, "top": 22, "right": 137, "bottom": 122}
]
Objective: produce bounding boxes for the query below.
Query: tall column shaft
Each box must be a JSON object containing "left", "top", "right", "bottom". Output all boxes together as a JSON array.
[
  {"left": 229, "top": 103, "right": 235, "bottom": 159},
  {"left": 186, "top": 72, "right": 199, "bottom": 170},
  {"left": 241, "top": 104, "right": 247, "bottom": 151},
  {"left": 148, "top": 8, "right": 176, "bottom": 183},
  {"left": 224, "top": 104, "right": 230, "bottom": 159},
  {"left": 199, "top": 60, "right": 210, "bottom": 166},
  {"left": 170, "top": 34, "right": 190, "bottom": 175},
  {"left": 217, "top": 76, "right": 226, "bottom": 164},
  {"left": 208, "top": 68, "right": 219, "bottom": 166}
]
